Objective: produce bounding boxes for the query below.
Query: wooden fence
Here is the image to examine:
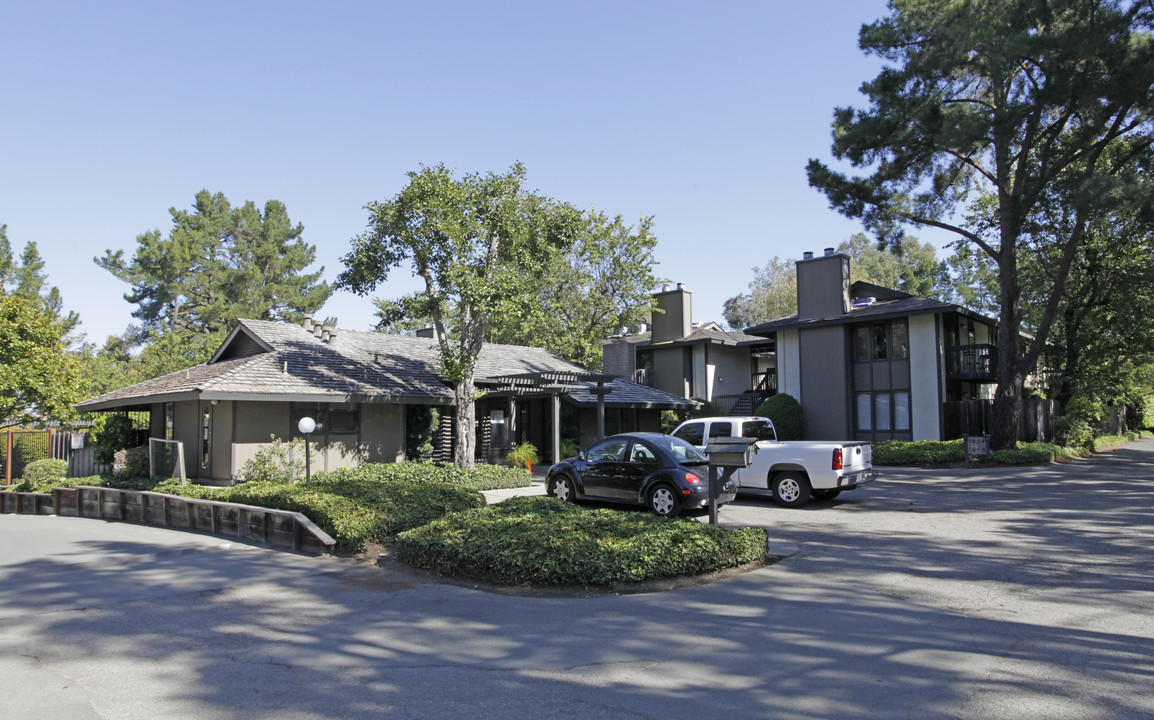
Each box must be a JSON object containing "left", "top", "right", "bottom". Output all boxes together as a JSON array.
[
  {"left": 942, "top": 398, "right": 1057, "bottom": 442},
  {"left": 2, "top": 429, "right": 108, "bottom": 484}
]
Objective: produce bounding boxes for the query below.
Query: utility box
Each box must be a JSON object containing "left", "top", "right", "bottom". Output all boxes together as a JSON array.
[{"left": 705, "top": 437, "right": 758, "bottom": 468}]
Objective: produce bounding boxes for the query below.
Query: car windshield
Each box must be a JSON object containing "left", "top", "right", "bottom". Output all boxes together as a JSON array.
[
  {"left": 742, "top": 420, "right": 777, "bottom": 442},
  {"left": 650, "top": 435, "right": 709, "bottom": 465}
]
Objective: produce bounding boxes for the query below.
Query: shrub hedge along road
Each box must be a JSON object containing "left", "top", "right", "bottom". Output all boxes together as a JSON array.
[{"left": 397, "top": 496, "right": 769, "bottom": 587}]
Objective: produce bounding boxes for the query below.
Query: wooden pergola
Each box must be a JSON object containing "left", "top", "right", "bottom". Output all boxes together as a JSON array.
[{"left": 477, "top": 370, "right": 615, "bottom": 463}]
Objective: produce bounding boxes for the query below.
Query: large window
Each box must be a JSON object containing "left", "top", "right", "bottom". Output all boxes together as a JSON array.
[
  {"left": 291, "top": 402, "right": 360, "bottom": 437},
  {"left": 857, "top": 391, "right": 910, "bottom": 433},
  {"left": 855, "top": 320, "right": 909, "bottom": 361}
]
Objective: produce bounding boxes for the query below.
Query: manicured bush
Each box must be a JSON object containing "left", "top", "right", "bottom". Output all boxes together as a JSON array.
[
  {"left": 20, "top": 458, "right": 67, "bottom": 487},
  {"left": 240, "top": 436, "right": 306, "bottom": 483},
  {"left": 396, "top": 496, "right": 769, "bottom": 587},
  {"left": 1090, "top": 433, "right": 1141, "bottom": 452},
  {"left": 989, "top": 442, "right": 1071, "bottom": 465},
  {"left": 756, "top": 393, "right": 805, "bottom": 440},
  {"left": 316, "top": 461, "right": 531, "bottom": 491},
  {"left": 873, "top": 439, "right": 965, "bottom": 466}
]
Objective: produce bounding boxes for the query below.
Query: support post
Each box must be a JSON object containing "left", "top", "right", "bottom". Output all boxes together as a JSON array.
[{"left": 551, "top": 392, "right": 561, "bottom": 469}]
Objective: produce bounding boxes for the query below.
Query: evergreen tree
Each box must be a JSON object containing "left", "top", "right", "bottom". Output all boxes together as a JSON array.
[{"left": 96, "top": 190, "right": 331, "bottom": 336}]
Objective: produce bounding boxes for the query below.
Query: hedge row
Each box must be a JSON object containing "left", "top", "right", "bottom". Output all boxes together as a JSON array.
[
  {"left": 313, "top": 461, "right": 532, "bottom": 491},
  {"left": 397, "top": 496, "right": 769, "bottom": 586},
  {"left": 872, "top": 438, "right": 1089, "bottom": 466}
]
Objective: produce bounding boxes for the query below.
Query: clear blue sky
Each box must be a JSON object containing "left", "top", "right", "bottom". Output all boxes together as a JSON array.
[{"left": 2, "top": 0, "right": 932, "bottom": 347}]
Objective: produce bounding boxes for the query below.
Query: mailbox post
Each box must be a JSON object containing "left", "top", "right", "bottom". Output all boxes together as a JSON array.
[{"left": 703, "top": 437, "right": 758, "bottom": 525}]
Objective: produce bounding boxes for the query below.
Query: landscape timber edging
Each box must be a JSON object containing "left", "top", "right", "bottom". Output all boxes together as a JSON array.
[{"left": 2, "top": 486, "right": 335, "bottom": 555}]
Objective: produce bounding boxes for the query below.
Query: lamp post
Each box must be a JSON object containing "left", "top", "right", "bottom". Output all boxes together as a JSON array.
[{"left": 297, "top": 417, "right": 315, "bottom": 483}]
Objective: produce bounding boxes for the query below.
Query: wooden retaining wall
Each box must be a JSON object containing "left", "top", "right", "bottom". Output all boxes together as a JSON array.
[{"left": 1, "top": 487, "right": 335, "bottom": 555}]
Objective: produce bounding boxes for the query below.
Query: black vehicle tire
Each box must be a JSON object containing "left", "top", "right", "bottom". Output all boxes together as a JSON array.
[
  {"left": 771, "top": 472, "right": 812, "bottom": 508},
  {"left": 548, "top": 475, "right": 576, "bottom": 503},
  {"left": 811, "top": 489, "right": 842, "bottom": 502},
  {"left": 646, "top": 484, "right": 682, "bottom": 518}
]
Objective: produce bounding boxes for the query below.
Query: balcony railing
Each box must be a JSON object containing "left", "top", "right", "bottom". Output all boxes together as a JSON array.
[
  {"left": 945, "top": 344, "right": 997, "bottom": 381},
  {"left": 633, "top": 368, "right": 653, "bottom": 387}
]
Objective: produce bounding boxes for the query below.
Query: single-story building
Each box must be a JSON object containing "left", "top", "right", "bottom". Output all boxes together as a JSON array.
[{"left": 75, "top": 317, "right": 696, "bottom": 483}]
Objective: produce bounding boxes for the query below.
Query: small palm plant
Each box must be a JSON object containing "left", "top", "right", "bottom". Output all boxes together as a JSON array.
[{"left": 505, "top": 442, "right": 539, "bottom": 473}]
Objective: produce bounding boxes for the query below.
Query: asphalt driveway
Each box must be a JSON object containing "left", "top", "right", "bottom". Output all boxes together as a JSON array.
[{"left": 2, "top": 440, "right": 1152, "bottom": 719}]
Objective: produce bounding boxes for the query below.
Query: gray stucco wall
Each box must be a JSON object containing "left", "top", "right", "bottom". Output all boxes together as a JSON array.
[
  {"left": 799, "top": 325, "right": 851, "bottom": 439},
  {"left": 909, "top": 314, "right": 942, "bottom": 440},
  {"left": 708, "top": 344, "right": 754, "bottom": 399},
  {"left": 362, "top": 403, "right": 404, "bottom": 464},
  {"left": 652, "top": 347, "right": 688, "bottom": 399}
]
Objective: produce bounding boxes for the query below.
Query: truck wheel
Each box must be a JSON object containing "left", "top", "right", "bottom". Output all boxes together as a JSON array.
[
  {"left": 812, "top": 489, "right": 842, "bottom": 501},
  {"left": 771, "top": 472, "right": 812, "bottom": 508},
  {"left": 647, "top": 484, "right": 682, "bottom": 518}
]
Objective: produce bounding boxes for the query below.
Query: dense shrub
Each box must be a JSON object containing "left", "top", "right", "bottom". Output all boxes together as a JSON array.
[
  {"left": 873, "top": 439, "right": 966, "bottom": 466},
  {"left": 397, "top": 496, "right": 769, "bottom": 586},
  {"left": 316, "top": 461, "right": 531, "bottom": 491},
  {"left": 114, "top": 446, "right": 151, "bottom": 479},
  {"left": 21, "top": 458, "right": 67, "bottom": 486},
  {"left": 989, "top": 442, "right": 1069, "bottom": 465},
  {"left": 1054, "top": 392, "right": 1106, "bottom": 448},
  {"left": 560, "top": 438, "right": 581, "bottom": 460},
  {"left": 405, "top": 406, "right": 440, "bottom": 461},
  {"left": 1090, "top": 433, "right": 1143, "bottom": 452},
  {"left": 874, "top": 438, "right": 1084, "bottom": 466},
  {"left": 240, "top": 436, "right": 305, "bottom": 483},
  {"left": 90, "top": 414, "right": 137, "bottom": 465},
  {"left": 756, "top": 393, "right": 805, "bottom": 440}
]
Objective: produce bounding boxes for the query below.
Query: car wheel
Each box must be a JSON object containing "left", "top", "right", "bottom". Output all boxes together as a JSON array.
[
  {"left": 811, "top": 489, "right": 842, "bottom": 501},
  {"left": 548, "top": 475, "right": 576, "bottom": 502},
  {"left": 647, "top": 484, "right": 682, "bottom": 518},
  {"left": 771, "top": 472, "right": 812, "bottom": 508}
]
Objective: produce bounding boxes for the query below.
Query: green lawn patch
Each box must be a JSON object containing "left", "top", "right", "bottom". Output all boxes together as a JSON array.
[{"left": 396, "top": 495, "right": 769, "bottom": 587}]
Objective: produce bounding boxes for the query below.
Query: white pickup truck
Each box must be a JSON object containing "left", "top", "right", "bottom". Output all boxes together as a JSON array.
[{"left": 671, "top": 416, "right": 874, "bottom": 508}]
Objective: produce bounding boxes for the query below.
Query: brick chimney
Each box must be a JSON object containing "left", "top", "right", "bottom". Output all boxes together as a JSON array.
[
  {"left": 652, "top": 283, "right": 692, "bottom": 343},
  {"left": 796, "top": 248, "right": 851, "bottom": 320}
]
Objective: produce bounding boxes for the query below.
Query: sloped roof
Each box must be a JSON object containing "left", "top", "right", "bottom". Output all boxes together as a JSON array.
[
  {"left": 745, "top": 282, "right": 999, "bottom": 336},
  {"left": 626, "top": 323, "right": 771, "bottom": 351},
  {"left": 76, "top": 320, "right": 695, "bottom": 411}
]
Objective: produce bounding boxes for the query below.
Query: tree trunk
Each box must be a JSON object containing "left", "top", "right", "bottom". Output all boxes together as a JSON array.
[
  {"left": 452, "top": 373, "right": 477, "bottom": 469},
  {"left": 991, "top": 215, "right": 1023, "bottom": 451}
]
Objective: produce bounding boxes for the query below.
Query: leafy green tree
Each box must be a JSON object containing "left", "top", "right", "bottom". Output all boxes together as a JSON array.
[
  {"left": 96, "top": 191, "right": 332, "bottom": 336},
  {"left": 0, "top": 294, "right": 84, "bottom": 425},
  {"left": 486, "top": 210, "right": 662, "bottom": 370},
  {"left": 944, "top": 242, "right": 1000, "bottom": 318},
  {"left": 339, "top": 163, "right": 576, "bottom": 468},
  {"left": 0, "top": 225, "right": 80, "bottom": 340},
  {"left": 806, "top": 0, "right": 1154, "bottom": 448},
  {"left": 723, "top": 257, "right": 797, "bottom": 329},
  {"left": 1019, "top": 184, "right": 1154, "bottom": 415},
  {"left": 840, "top": 233, "right": 948, "bottom": 298}
]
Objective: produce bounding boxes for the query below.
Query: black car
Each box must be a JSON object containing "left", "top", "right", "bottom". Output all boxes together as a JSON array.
[{"left": 545, "top": 432, "right": 737, "bottom": 517}]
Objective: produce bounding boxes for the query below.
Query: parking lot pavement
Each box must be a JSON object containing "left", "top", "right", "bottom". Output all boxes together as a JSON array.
[{"left": 3, "top": 439, "right": 1153, "bottom": 719}]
